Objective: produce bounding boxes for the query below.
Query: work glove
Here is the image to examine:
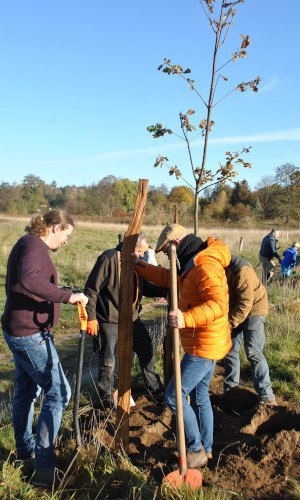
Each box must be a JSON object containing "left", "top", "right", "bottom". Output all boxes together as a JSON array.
[{"left": 86, "top": 320, "right": 98, "bottom": 336}]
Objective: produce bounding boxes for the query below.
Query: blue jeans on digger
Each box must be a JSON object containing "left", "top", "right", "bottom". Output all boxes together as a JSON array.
[
  {"left": 223, "top": 315, "right": 275, "bottom": 402},
  {"left": 165, "top": 353, "right": 216, "bottom": 454},
  {"left": 3, "top": 331, "right": 71, "bottom": 471}
]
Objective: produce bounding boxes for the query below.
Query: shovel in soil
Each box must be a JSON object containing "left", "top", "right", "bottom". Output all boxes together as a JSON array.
[
  {"left": 58, "top": 299, "right": 87, "bottom": 490},
  {"left": 163, "top": 243, "right": 202, "bottom": 490}
]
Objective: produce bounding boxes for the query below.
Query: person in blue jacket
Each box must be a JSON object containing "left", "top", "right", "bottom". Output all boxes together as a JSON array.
[
  {"left": 281, "top": 242, "right": 300, "bottom": 277},
  {"left": 259, "top": 229, "right": 282, "bottom": 286}
]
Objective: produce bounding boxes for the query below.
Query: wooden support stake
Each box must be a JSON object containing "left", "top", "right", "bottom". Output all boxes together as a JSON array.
[{"left": 115, "top": 179, "right": 149, "bottom": 452}]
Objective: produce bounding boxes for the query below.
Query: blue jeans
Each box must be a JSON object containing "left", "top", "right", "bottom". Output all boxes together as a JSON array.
[
  {"left": 165, "top": 353, "right": 216, "bottom": 453},
  {"left": 223, "top": 316, "right": 275, "bottom": 402},
  {"left": 3, "top": 331, "right": 71, "bottom": 471},
  {"left": 281, "top": 265, "right": 291, "bottom": 277}
]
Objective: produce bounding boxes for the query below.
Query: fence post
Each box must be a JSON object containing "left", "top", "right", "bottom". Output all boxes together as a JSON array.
[{"left": 239, "top": 236, "right": 244, "bottom": 252}]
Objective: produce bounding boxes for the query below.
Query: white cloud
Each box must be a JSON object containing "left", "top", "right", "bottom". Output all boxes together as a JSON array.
[
  {"left": 197, "top": 128, "right": 300, "bottom": 145},
  {"left": 37, "top": 128, "right": 300, "bottom": 166},
  {"left": 258, "top": 77, "right": 284, "bottom": 94}
]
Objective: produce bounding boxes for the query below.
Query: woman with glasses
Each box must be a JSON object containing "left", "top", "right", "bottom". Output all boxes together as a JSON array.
[{"left": 1, "top": 209, "right": 88, "bottom": 489}]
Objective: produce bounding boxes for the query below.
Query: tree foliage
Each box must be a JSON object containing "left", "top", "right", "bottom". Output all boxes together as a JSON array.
[
  {"left": 147, "top": 0, "right": 260, "bottom": 234},
  {"left": 20, "top": 174, "right": 47, "bottom": 213},
  {"left": 113, "top": 178, "right": 138, "bottom": 212},
  {"left": 168, "top": 186, "right": 194, "bottom": 206},
  {"left": 230, "top": 180, "right": 254, "bottom": 207},
  {"left": 275, "top": 163, "right": 300, "bottom": 188},
  {"left": 0, "top": 165, "right": 299, "bottom": 226}
]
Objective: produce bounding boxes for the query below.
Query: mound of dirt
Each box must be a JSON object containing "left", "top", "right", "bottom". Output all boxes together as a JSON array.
[{"left": 85, "top": 365, "right": 299, "bottom": 499}]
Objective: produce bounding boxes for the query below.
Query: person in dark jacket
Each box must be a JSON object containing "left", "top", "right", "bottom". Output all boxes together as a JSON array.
[
  {"left": 1, "top": 210, "right": 88, "bottom": 489},
  {"left": 224, "top": 255, "right": 276, "bottom": 405},
  {"left": 281, "top": 242, "right": 300, "bottom": 277},
  {"left": 84, "top": 233, "right": 166, "bottom": 406},
  {"left": 259, "top": 229, "right": 282, "bottom": 286}
]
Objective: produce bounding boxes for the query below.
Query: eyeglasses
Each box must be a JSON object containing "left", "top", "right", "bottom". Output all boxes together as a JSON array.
[
  {"left": 55, "top": 224, "right": 72, "bottom": 241},
  {"left": 62, "top": 228, "right": 72, "bottom": 241}
]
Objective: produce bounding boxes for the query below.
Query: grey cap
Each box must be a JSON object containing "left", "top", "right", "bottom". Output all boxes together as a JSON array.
[{"left": 155, "top": 223, "right": 188, "bottom": 253}]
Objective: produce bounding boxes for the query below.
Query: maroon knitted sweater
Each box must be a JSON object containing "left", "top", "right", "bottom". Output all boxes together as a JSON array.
[{"left": 1, "top": 234, "right": 71, "bottom": 337}]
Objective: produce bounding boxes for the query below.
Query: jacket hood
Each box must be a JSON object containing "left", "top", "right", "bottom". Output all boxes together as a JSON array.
[
  {"left": 228, "top": 254, "right": 250, "bottom": 275},
  {"left": 194, "top": 236, "right": 231, "bottom": 267},
  {"left": 184, "top": 236, "right": 231, "bottom": 274}
]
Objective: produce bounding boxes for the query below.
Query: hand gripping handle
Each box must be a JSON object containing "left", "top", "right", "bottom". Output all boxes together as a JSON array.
[{"left": 77, "top": 300, "right": 87, "bottom": 332}]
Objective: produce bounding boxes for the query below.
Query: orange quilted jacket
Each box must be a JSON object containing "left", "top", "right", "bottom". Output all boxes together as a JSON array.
[{"left": 135, "top": 237, "right": 232, "bottom": 360}]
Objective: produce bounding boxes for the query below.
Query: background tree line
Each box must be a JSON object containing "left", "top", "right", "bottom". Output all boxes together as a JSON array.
[{"left": 0, "top": 163, "right": 299, "bottom": 227}]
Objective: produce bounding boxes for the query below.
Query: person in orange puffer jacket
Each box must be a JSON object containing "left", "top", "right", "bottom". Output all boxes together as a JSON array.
[{"left": 134, "top": 224, "right": 232, "bottom": 468}]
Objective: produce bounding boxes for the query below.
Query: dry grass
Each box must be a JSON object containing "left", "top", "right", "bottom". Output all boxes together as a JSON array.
[
  {"left": 0, "top": 214, "right": 299, "bottom": 499},
  {"left": 1, "top": 214, "right": 299, "bottom": 282}
]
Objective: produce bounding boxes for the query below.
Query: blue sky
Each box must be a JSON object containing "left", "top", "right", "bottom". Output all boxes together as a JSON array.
[{"left": 0, "top": 0, "right": 299, "bottom": 193}]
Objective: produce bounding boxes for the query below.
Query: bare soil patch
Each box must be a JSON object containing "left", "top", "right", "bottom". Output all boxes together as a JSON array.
[
  {"left": 79, "top": 363, "right": 299, "bottom": 499},
  {"left": 1, "top": 300, "right": 299, "bottom": 498}
]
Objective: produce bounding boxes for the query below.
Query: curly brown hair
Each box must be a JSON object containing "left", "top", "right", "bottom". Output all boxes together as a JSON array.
[{"left": 25, "top": 209, "right": 74, "bottom": 238}]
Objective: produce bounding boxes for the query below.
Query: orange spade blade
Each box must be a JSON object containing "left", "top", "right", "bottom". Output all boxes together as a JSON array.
[
  {"left": 163, "top": 468, "right": 202, "bottom": 491},
  {"left": 77, "top": 300, "right": 87, "bottom": 331}
]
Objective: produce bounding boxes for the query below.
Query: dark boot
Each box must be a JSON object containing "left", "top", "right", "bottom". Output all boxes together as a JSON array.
[
  {"left": 15, "top": 455, "right": 35, "bottom": 475},
  {"left": 32, "top": 468, "right": 75, "bottom": 490}
]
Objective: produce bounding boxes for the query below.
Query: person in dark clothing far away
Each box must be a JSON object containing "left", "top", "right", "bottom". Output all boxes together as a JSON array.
[
  {"left": 259, "top": 229, "right": 282, "bottom": 286},
  {"left": 1, "top": 209, "right": 89, "bottom": 490},
  {"left": 224, "top": 255, "right": 276, "bottom": 407},
  {"left": 84, "top": 232, "right": 166, "bottom": 407}
]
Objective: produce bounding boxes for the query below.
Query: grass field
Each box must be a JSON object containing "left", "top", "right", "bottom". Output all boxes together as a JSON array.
[{"left": 0, "top": 215, "right": 299, "bottom": 499}]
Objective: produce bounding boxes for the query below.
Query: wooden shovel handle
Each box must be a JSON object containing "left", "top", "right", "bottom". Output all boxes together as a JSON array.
[{"left": 169, "top": 243, "right": 187, "bottom": 477}]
